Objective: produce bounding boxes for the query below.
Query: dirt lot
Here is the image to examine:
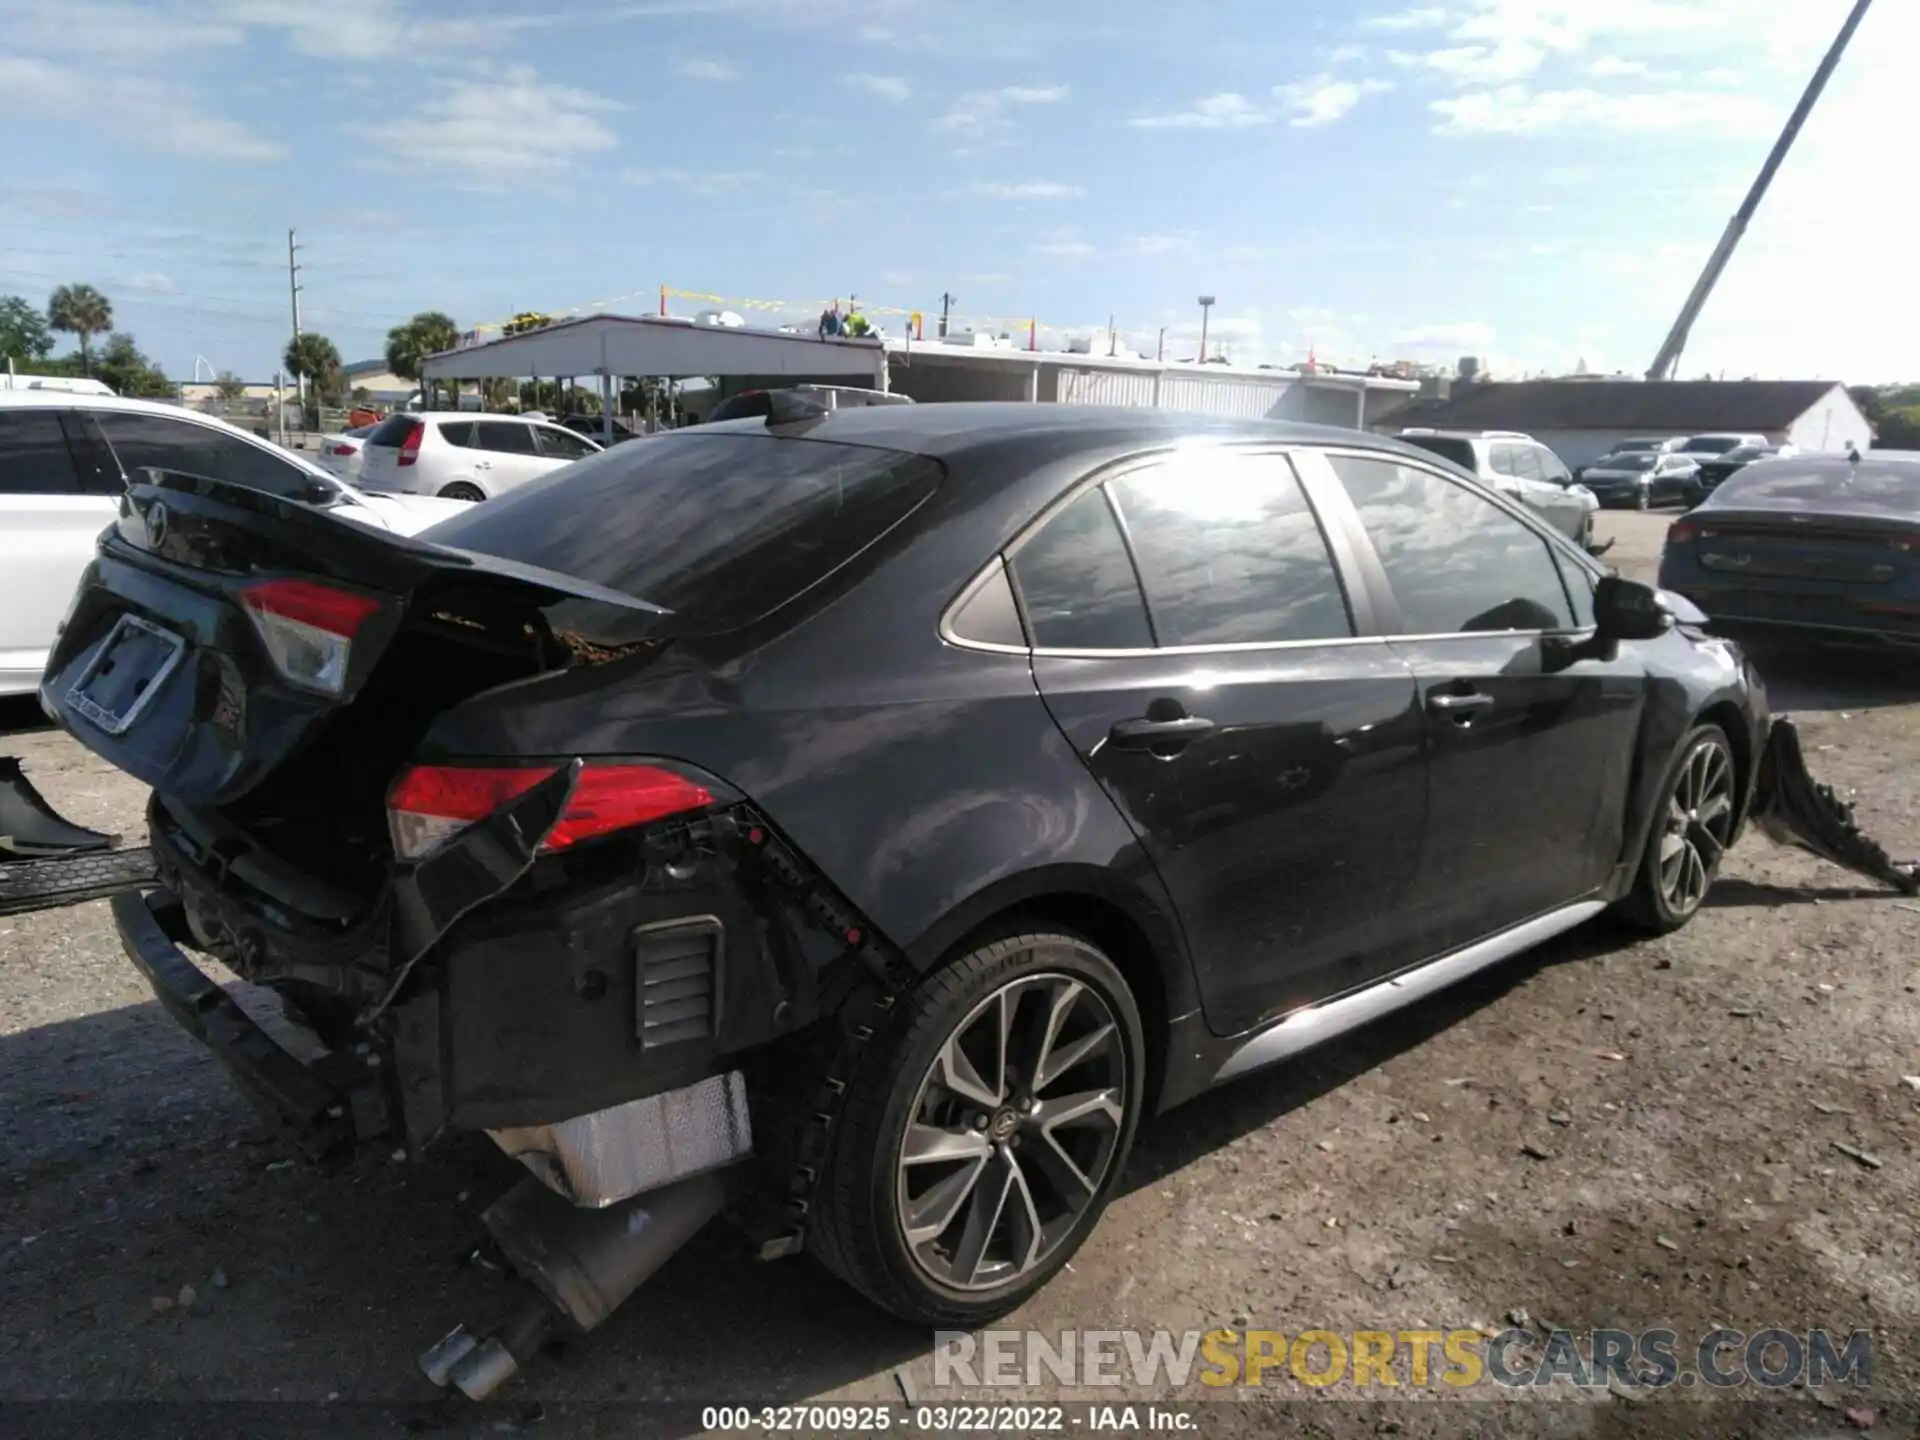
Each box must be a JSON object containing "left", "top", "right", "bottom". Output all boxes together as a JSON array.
[{"left": 2, "top": 511, "right": 1916, "bottom": 1438}]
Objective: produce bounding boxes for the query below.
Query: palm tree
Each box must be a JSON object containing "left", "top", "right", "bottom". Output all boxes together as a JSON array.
[
  {"left": 47, "top": 283, "right": 113, "bottom": 376},
  {"left": 383, "top": 310, "right": 460, "bottom": 383},
  {"left": 215, "top": 371, "right": 247, "bottom": 402},
  {"left": 283, "top": 333, "right": 343, "bottom": 424}
]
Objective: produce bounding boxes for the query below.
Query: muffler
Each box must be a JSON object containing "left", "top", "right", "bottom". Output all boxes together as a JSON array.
[
  {"left": 420, "top": 1167, "right": 737, "bottom": 1400},
  {"left": 484, "top": 1167, "right": 737, "bottom": 1331}
]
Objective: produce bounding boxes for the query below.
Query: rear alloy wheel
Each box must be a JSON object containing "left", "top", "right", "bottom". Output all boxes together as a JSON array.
[
  {"left": 810, "top": 931, "right": 1145, "bottom": 1327},
  {"left": 1620, "top": 724, "right": 1737, "bottom": 933},
  {"left": 439, "top": 482, "right": 486, "bottom": 502}
]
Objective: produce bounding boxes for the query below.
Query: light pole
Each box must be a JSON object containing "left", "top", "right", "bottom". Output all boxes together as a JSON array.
[{"left": 1197, "top": 296, "right": 1215, "bottom": 363}]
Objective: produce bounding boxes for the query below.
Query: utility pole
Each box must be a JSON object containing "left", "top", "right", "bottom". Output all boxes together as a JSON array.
[
  {"left": 1645, "top": 0, "right": 1874, "bottom": 380},
  {"left": 287, "top": 229, "right": 305, "bottom": 419},
  {"left": 1197, "top": 296, "right": 1216, "bottom": 364},
  {"left": 1157, "top": 326, "right": 1167, "bottom": 362},
  {"left": 938, "top": 292, "right": 956, "bottom": 338}
]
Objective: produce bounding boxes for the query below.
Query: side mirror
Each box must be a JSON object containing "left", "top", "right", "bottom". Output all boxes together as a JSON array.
[{"left": 1593, "top": 575, "right": 1673, "bottom": 641}]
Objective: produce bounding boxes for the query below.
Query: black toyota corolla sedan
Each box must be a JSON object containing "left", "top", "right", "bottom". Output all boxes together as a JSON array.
[{"left": 44, "top": 401, "right": 1766, "bottom": 1356}]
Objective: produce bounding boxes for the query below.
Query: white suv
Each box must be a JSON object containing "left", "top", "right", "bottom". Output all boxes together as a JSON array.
[
  {"left": 356, "top": 412, "right": 603, "bottom": 500},
  {"left": 1392, "top": 428, "right": 1601, "bottom": 550},
  {"left": 0, "top": 392, "right": 469, "bottom": 697}
]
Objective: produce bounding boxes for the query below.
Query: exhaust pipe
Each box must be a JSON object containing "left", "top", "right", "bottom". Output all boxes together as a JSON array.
[{"left": 420, "top": 1168, "right": 736, "bottom": 1400}]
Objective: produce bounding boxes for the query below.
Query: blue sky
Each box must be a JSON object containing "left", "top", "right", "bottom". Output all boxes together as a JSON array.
[{"left": 1, "top": 0, "right": 1912, "bottom": 383}]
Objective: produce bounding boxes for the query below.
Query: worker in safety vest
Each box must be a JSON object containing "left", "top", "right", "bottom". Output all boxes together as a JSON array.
[{"left": 843, "top": 308, "right": 873, "bottom": 338}]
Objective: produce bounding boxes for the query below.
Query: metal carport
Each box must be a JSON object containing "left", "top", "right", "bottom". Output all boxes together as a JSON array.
[{"left": 417, "top": 314, "right": 888, "bottom": 441}]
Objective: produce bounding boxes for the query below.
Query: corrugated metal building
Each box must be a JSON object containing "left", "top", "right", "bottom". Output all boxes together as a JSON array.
[{"left": 885, "top": 340, "right": 1416, "bottom": 426}]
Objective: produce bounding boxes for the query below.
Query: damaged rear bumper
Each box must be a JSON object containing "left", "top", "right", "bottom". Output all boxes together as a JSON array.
[{"left": 1750, "top": 716, "right": 1919, "bottom": 894}]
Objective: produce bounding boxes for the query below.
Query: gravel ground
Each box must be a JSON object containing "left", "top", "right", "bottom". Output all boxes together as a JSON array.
[{"left": 1, "top": 510, "right": 1915, "bottom": 1438}]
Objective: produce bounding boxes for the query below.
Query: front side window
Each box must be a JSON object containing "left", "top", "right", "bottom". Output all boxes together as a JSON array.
[
  {"left": 1009, "top": 486, "right": 1153, "bottom": 650},
  {"left": 534, "top": 425, "right": 598, "bottom": 460},
  {"left": 0, "top": 409, "right": 81, "bottom": 495},
  {"left": 93, "top": 410, "right": 323, "bottom": 501},
  {"left": 475, "top": 421, "right": 538, "bottom": 456},
  {"left": 1329, "top": 454, "right": 1575, "bottom": 635},
  {"left": 1107, "top": 453, "right": 1350, "bottom": 646}
]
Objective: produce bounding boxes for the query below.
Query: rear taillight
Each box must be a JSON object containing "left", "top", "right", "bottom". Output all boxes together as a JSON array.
[
  {"left": 384, "top": 761, "right": 714, "bottom": 861},
  {"left": 329, "top": 442, "right": 356, "bottom": 456},
  {"left": 240, "top": 578, "right": 384, "bottom": 697},
  {"left": 396, "top": 423, "right": 424, "bottom": 467}
]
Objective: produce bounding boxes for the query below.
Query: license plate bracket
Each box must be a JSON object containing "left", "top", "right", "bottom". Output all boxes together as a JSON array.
[{"left": 65, "top": 614, "right": 187, "bottom": 736}]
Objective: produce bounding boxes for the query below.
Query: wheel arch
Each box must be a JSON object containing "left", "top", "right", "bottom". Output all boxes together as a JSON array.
[
  {"left": 901, "top": 865, "right": 1195, "bottom": 1113},
  {"left": 1696, "top": 698, "right": 1755, "bottom": 830}
]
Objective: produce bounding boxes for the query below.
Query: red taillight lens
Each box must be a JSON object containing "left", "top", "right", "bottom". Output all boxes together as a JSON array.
[
  {"left": 329, "top": 442, "right": 356, "bottom": 456},
  {"left": 240, "top": 578, "right": 385, "bottom": 696},
  {"left": 384, "top": 761, "right": 714, "bottom": 861},
  {"left": 396, "top": 423, "right": 424, "bottom": 467},
  {"left": 1667, "top": 521, "right": 1698, "bottom": 544}
]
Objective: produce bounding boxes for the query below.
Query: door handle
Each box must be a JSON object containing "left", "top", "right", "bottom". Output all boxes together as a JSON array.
[
  {"left": 1108, "top": 715, "right": 1215, "bottom": 751},
  {"left": 473, "top": 460, "right": 492, "bottom": 470},
  {"left": 1427, "top": 691, "right": 1494, "bottom": 717}
]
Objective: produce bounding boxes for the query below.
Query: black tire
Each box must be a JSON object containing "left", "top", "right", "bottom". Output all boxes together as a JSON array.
[
  {"left": 439, "top": 482, "right": 486, "bottom": 502},
  {"left": 809, "top": 930, "right": 1146, "bottom": 1327},
  {"left": 1617, "top": 724, "right": 1737, "bottom": 934}
]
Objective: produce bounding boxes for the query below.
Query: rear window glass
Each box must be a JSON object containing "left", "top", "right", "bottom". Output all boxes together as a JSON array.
[
  {"left": 419, "top": 433, "right": 946, "bottom": 632},
  {"left": 1398, "top": 435, "right": 1476, "bottom": 471},
  {"left": 368, "top": 414, "right": 419, "bottom": 446},
  {"left": 1680, "top": 436, "right": 1740, "bottom": 454},
  {"left": 1714, "top": 460, "right": 1920, "bottom": 513}
]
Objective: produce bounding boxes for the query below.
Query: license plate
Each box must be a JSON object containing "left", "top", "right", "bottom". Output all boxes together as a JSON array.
[{"left": 65, "top": 614, "right": 187, "bottom": 736}]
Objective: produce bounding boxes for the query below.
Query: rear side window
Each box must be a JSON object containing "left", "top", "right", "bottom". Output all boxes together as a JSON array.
[
  {"left": 1330, "top": 454, "right": 1575, "bottom": 635},
  {"left": 1487, "top": 444, "right": 1518, "bottom": 476},
  {"left": 368, "top": 414, "right": 420, "bottom": 446},
  {"left": 93, "top": 411, "right": 324, "bottom": 502},
  {"left": 1108, "top": 454, "right": 1351, "bottom": 645},
  {"left": 1010, "top": 487, "right": 1153, "bottom": 650},
  {"left": 1509, "top": 447, "right": 1544, "bottom": 481},
  {"left": 0, "top": 409, "right": 81, "bottom": 495},
  {"left": 437, "top": 420, "right": 477, "bottom": 449},
  {"left": 1398, "top": 435, "right": 1476, "bottom": 471},
  {"left": 420, "top": 432, "right": 946, "bottom": 633},
  {"left": 476, "top": 421, "right": 537, "bottom": 456}
]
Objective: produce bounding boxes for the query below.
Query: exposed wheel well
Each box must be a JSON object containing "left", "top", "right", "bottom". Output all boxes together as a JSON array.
[
  {"left": 1697, "top": 700, "right": 1753, "bottom": 821},
  {"left": 941, "top": 892, "right": 1172, "bottom": 1113}
]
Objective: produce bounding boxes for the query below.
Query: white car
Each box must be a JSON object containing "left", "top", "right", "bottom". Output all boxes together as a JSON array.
[
  {"left": 356, "top": 412, "right": 602, "bottom": 501},
  {"left": 0, "top": 392, "right": 471, "bottom": 697},
  {"left": 315, "top": 422, "right": 380, "bottom": 482}
]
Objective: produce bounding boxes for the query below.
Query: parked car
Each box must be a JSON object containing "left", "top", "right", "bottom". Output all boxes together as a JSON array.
[
  {"left": 1602, "top": 436, "right": 1684, "bottom": 459},
  {"left": 356, "top": 412, "right": 603, "bottom": 500},
  {"left": 1657, "top": 449, "right": 1920, "bottom": 650},
  {"left": 557, "top": 413, "right": 641, "bottom": 445},
  {"left": 1579, "top": 451, "right": 1704, "bottom": 510},
  {"left": 1694, "top": 443, "right": 1776, "bottom": 493},
  {"left": 47, "top": 400, "right": 1765, "bottom": 1354},
  {"left": 0, "top": 391, "right": 469, "bottom": 697},
  {"left": 316, "top": 422, "right": 379, "bottom": 482},
  {"left": 1677, "top": 432, "right": 1770, "bottom": 461},
  {"left": 1392, "top": 428, "right": 1600, "bottom": 550}
]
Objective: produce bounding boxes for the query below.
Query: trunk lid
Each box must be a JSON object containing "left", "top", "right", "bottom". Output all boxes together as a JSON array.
[
  {"left": 1687, "top": 508, "right": 1914, "bottom": 586},
  {"left": 44, "top": 471, "right": 669, "bottom": 811}
]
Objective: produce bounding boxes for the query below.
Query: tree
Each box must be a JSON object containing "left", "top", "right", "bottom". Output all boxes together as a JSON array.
[
  {"left": 383, "top": 310, "right": 460, "bottom": 383},
  {"left": 215, "top": 371, "right": 247, "bottom": 402},
  {"left": 0, "top": 294, "right": 54, "bottom": 364},
  {"left": 47, "top": 283, "right": 113, "bottom": 375},
  {"left": 283, "top": 332, "right": 344, "bottom": 418},
  {"left": 91, "top": 333, "right": 172, "bottom": 398}
]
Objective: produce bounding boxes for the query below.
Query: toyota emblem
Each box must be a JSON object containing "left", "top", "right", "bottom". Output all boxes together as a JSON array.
[{"left": 148, "top": 501, "right": 169, "bottom": 548}]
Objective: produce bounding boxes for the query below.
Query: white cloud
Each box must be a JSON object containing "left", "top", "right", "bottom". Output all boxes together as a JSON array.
[
  {"left": 354, "top": 66, "right": 620, "bottom": 185},
  {"left": 935, "top": 83, "right": 1068, "bottom": 141},
  {"left": 1588, "top": 55, "right": 1652, "bottom": 77},
  {"left": 676, "top": 56, "right": 740, "bottom": 81},
  {"left": 972, "top": 180, "right": 1085, "bottom": 200},
  {"left": 1431, "top": 82, "right": 1777, "bottom": 136},
  {"left": 128, "top": 272, "right": 177, "bottom": 292},
  {"left": 1135, "top": 77, "right": 1390, "bottom": 131},
  {"left": 1363, "top": 5, "right": 1451, "bottom": 31},
  {"left": 1130, "top": 91, "right": 1269, "bottom": 130},
  {"left": 1405, "top": 40, "right": 1545, "bottom": 82},
  {"left": 1033, "top": 232, "right": 1096, "bottom": 260},
  {"left": 1325, "top": 43, "right": 1370, "bottom": 65},
  {"left": 1393, "top": 320, "right": 1496, "bottom": 350},
  {"left": 846, "top": 73, "right": 910, "bottom": 101},
  {"left": 0, "top": 55, "right": 284, "bottom": 160},
  {"left": 9, "top": 0, "right": 244, "bottom": 59},
  {"left": 1129, "top": 234, "right": 1193, "bottom": 255},
  {"left": 216, "top": 0, "right": 538, "bottom": 61},
  {"left": 1276, "top": 74, "right": 1394, "bottom": 127},
  {"left": 622, "top": 167, "right": 762, "bottom": 194}
]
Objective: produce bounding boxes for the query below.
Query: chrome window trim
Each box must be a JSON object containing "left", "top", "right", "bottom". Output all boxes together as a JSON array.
[{"left": 937, "top": 554, "right": 1032, "bottom": 655}]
